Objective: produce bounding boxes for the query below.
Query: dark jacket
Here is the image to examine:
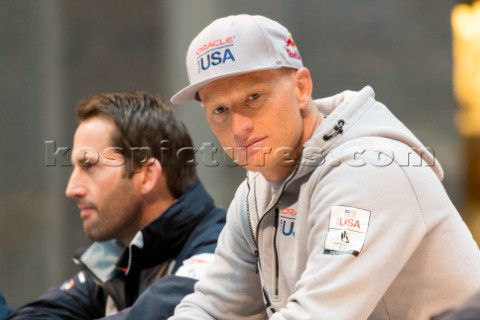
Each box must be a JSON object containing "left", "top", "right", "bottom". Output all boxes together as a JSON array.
[
  {"left": 0, "top": 293, "right": 10, "bottom": 320},
  {"left": 8, "top": 181, "right": 226, "bottom": 320}
]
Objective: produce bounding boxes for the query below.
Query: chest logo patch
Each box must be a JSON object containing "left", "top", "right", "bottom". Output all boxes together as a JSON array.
[
  {"left": 324, "top": 206, "right": 371, "bottom": 257},
  {"left": 279, "top": 207, "right": 296, "bottom": 237}
]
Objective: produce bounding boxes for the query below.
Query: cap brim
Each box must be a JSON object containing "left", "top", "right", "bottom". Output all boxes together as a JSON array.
[{"left": 170, "top": 64, "right": 286, "bottom": 105}]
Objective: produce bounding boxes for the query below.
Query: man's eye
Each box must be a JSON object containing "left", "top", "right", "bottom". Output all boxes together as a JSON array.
[
  {"left": 248, "top": 93, "right": 260, "bottom": 101},
  {"left": 245, "top": 92, "right": 263, "bottom": 108},
  {"left": 208, "top": 105, "right": 229, "bottom": 124},
  {"left": 79, "top": 156, "right": 97, "bottom": 168},
  {"left": 213, "top": 106, "right": 227, "bottom": 114},
  {"left": 80, "top": 161, "right": 94, "bottom": 168}
]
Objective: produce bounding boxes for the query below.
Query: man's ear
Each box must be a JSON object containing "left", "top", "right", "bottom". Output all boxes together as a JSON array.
[
  {"left": 136, "top": 158, "right": 162, "bottom": 195},
  {"left": 294, "top": 67, "right": 313, "bottom": 110}
]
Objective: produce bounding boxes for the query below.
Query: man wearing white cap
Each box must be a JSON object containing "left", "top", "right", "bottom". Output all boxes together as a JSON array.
[{"left": 169, "top": 14, "right": 480, "bottom": 320}]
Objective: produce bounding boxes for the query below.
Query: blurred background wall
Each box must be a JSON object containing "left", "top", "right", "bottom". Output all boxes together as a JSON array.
[{"left": 0, "top": 0, "right": 467, "bottom": 308}]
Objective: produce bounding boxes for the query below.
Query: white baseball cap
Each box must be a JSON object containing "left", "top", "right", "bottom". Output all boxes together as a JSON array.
[{"left": 170, "top": 14, "right": 303, "bottom": 104}]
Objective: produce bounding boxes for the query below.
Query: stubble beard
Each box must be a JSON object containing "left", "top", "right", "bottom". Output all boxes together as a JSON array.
[{"left": 84, "top": 185, "right": 142, "bottom": 244}]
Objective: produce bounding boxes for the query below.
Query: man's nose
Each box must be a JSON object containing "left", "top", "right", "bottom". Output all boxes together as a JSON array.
[
  {"left": 65, "top": 168, "right": 87, "bottom": 199},
  {"left": 231, "top": 111, "right": 253, "bottom": 136}
]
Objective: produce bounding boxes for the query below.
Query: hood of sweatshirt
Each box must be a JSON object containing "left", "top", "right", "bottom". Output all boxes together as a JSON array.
[{"left": 295, "top": 85, "right": 443, "bottom": 181}]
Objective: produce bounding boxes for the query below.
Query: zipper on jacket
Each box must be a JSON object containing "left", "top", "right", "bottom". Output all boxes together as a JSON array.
[
  {"left": 73, "top": 257, "right": 105, "bottom": 287},
  {"left": 246, "top": 164, "right": 299, "bottom": 303},
  {"left": 73, "top": 258, "right": 125, "bottom": 309},
  {"left": 246, "top": 179, "right": 260, "bottom": 274},
  {"left": 323, "top": 119, "right": 345, "bottom": 141},
  {"left": 273, "top": 207, "right": 280, "bottom": 298}
]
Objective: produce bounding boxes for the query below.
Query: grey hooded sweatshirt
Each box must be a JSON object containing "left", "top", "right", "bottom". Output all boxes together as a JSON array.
[{"left": 171, "top": 86, "right": 480, "bottom": 320}]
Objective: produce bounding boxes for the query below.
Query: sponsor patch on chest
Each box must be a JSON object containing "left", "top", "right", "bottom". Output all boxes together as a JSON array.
[
  {"left": 324, "top": 206, "right": 371, "bottom": 257},
  {"left": 279, "top": 207, "right": 297, "bottom": 237}
]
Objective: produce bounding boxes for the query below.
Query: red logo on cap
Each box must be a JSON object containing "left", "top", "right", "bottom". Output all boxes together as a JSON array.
[
  {"left": 196, "top": 36, "right": 236, "bottom": 56},
  {"left": 285, "top": 34, "right": 301, "bottom": 60}
]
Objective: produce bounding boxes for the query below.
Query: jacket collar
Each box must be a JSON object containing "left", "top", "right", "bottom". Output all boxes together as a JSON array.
[
  {"left": 77, "top": 180, "right": 215, "bottom": 280},
  {"left": 121, "top": 180, "right": 215, "bottom": 270}
]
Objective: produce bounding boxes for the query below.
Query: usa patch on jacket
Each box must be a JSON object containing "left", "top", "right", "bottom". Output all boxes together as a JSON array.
[{"left": 324, "top": 206, "right": 371, "bottom": 257}]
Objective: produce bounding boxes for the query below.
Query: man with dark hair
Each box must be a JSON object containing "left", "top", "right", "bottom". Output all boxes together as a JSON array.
[{"left": 7, "top": 92, "right": 225, "bottom": 319}]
